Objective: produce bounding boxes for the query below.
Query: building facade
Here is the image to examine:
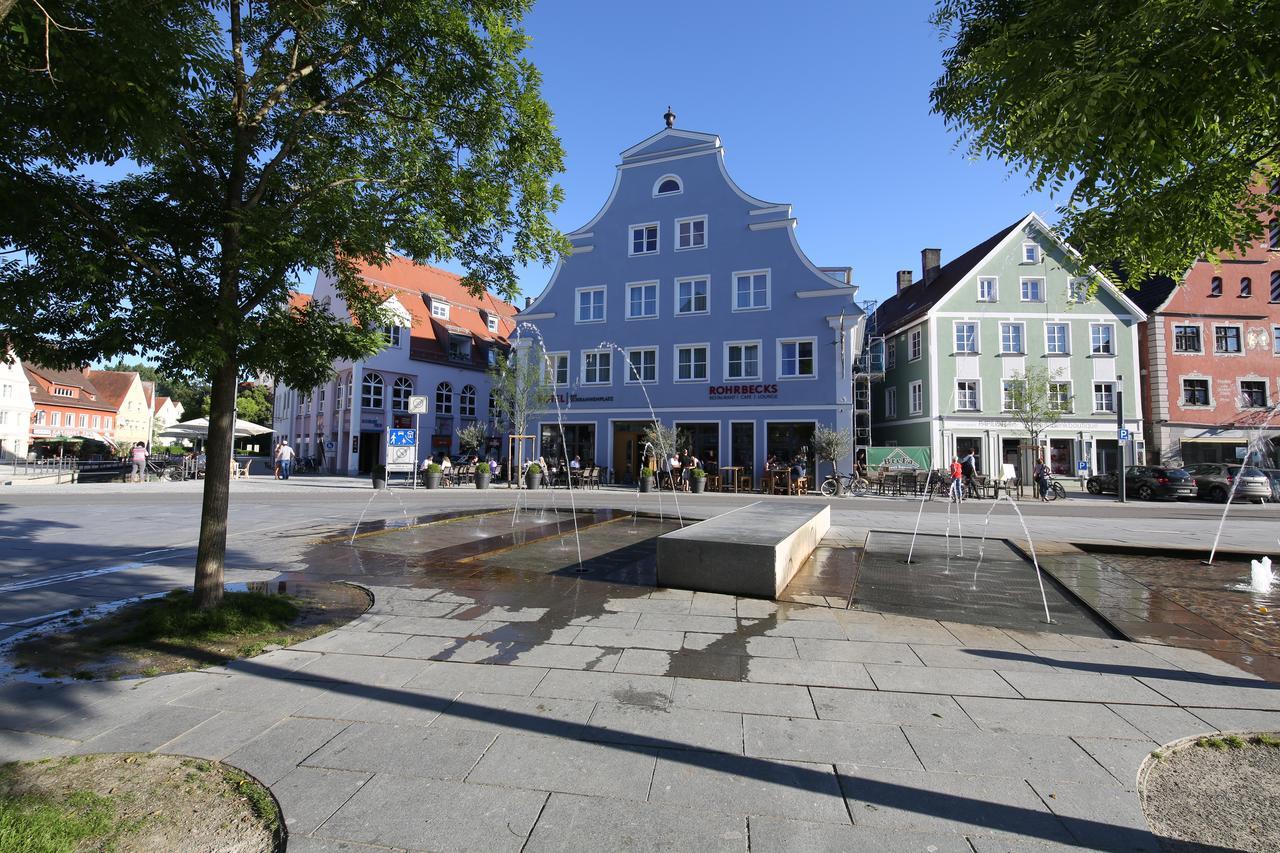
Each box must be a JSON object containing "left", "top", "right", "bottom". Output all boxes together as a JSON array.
[
  {"left": 153, "top": 393, "right": 185, "bottom": 437},
  {"left": 519, "top": 121, "right": 865, "bottom": 484},
  {"left": 0, "top": 351, "right": 34, "bottom": 461},
  {"left": 23, "top": 365, "right": 117, "bottom": 451},
  {"left": 1133, "top": 207, "right": 1280, "bottom": 468},
  {"left": 272, "top": 255, "right": 516, "bottom": 474},
  {"left": 88, "top": 370, "right": 152, "bottom": 448},
  {"left": 872, "top": 213, "right": 1146, "bottom": 480}
]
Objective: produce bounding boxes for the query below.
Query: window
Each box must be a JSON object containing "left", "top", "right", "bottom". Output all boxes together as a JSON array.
[
  {"left": 977, "top": 277, "right": 997, "bottom": 302},
  {"left": 778, "top": 339, "right": 815, "bottom": 378},
  {"left": 1000, "top": 322, "right": 1025, "bottom": 354},
  {"left": 91, "top": 415, "right": 100, "bottom": 429},
  {"left": 626, "top": 281, "right": 658, "bottom": 319},
  {"left": 391, "top": 377, "right": 413, "bottom": 411},
  {"left": 51, "top": 411, "right": 60, "bottom": 427},
  {"left": 1173, "top": 325, "right": 1202, "bottom": 353},
  {"left": 430, "top": 301, "right": 450, "bottom": 320},
  {"left": 886, "top": 340, "right": 896, "bottom": 369},
  {"left": 654, "top": 175, "right": 682, "bottom": 196},
  {"left": 626, "top": 348, "right": 657, "bottom": 383},
  {"left": 675, "top": 277, "right": 709, "bottom": 315},
  {"left": 1215, "top": 325, "right": 1242, "bottom": 353},
  {"left": 676, "top": 216, "right": 706, "bottom": 250},
  {"left": 1022, "top": 242, "right": 1040, "bottom": 263},
  {"left": 1241, "top": 381, "right": 1268, "bottom": 408},
  {"left": 448, "top": 334, "right": 471, "bottom": 361},
  {"left": 726, "top": 342, "right": 760, "bottom": 380},
  {"left": 1240, "top": 277, "right": 1252, "bottom": 298},
  {"left": 630, "top": 223, "right": 658, "bottom": 255},
  {"left": 1183, "top": 379, "right": 1210, "bottom": 406},
  {"left": 733, "top": 270, "right": 769, "bottom": 311},
  {"left": 1093, "top": 382, "right": 1116, "bottom": 413},
  {"left": 317, "top": 387, "right": 325, "bottom": 411},
  {"left": 460, "top": 385, "right": 477, "bottom": 418},
  {"left": 487, "top": 315, "right": 499, "bottom": 332},
  {"left": 956, "top": 380, "right": 979, "bottom": 411},
  {"left": 78, "top": 414, "right": 87, "bottom": 428},
  {"left": 954, "top": 322, "right": 978, "bottom": 353},
  {"left": 1048, "top": 382, "right": 1073, "bottom": 412},
  {"left": 1046, "top": 323, "right": 1070, "bottom": 355},
  {"left": 52, "top": 386, "right": 73, "bottom": 397},
  {"left": 582, "top": 350, "right": 611, "bottom": 385},
  {"left": 675, "top": 344, "right": 708, "bottom": 381},
  {"left": 908, "top": 380, "right": 923, "bottom": 415},
  {"left": 885, "top": 387, "right": 898, "bottom": 418},
  {"left": 34, "top": 410, "right": 45, "bottom": 425},
  {"left": 576, "top": 287, "right": 605, "bottom": 323},
  {"left": 908, "top": 328, "right": 922, "bottom": 361},
  {"left": 1210, "top": 276, "right": 1223, "bottom": 297},
  {"left": 361, "top": 372, "right": 384, "bottom": 409},
  {"left": 1020, "top": 277, "right": 1044, "bottom": 302},
  {"left": 1272, "top": 270, "right": 1280, "bottom": 302},
  {"left": 1068, "top": 278, "right": 1089, "bottom": 303},
  {"left": 1002, "top": 379, "right": 1025, "bottom": 411},
  {"left": 435, "top": 381, "right": 453, "bottom": 414},
  {"left": 1090, "top": 323, "right": 1115, "bottom": 355},
  {"left": 1269, "top": 218, "right": 1279, "bottom": 250},
  {"left": 1274, "top": 326, "right": 1280, "bottom": 354},
  {"left": 486, "top": 347, "right": 497, "bottom": 368},
  {"left": 336, "top": 379, "right": 345, "bottom": 410},
  {"left": 548, "top": 353, "right": 569, "bottom": 386}
]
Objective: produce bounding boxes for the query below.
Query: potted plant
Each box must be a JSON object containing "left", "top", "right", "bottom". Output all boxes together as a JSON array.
[
  {"left": 371, "top": 464, "right": 387, "bottom": 490},
  {"left": 689, "top": 468, "right": 707, "bottom": 494},
  {"left": 639, "top": 466, "right": 654, "bottom": 493},
  {"left": 525, "top": 462, "right": 543, "bottom": 489},
  {"left": 422, "top": 462, "right": 442, "bottom": 489},
  {"left": 474, "top": 464, "right": 491, "bottom": 489}
]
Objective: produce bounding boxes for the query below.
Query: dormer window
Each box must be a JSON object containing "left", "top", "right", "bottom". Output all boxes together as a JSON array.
[
  {"left": 431, "top": 299, "right": 450, "bottom": 320},
  {"left": 654, "top": 175, "right": 682, "bottom": 196},
  {"left": 449, "top": 333, "right": 472, "bottom": 361},
  {"left": 52, "top": 386, "right": 75, "bottom": 398},
  {"left": 486, "top": 314, "right": 498, "bottom": 332},
  {"left": 1021, "top": 241, "right": 1040, "bottom": 264}
]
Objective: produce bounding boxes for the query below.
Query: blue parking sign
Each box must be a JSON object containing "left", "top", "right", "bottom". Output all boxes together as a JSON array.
[
  {"left": 388, "top": 429, "right": 417, "bottom": 447},
  {"left": 1077, "top": 460, "right": 1088, "bottom": 473},
  {"left": 1118, "top": 428, "right": 1130, "bottom": 441}
]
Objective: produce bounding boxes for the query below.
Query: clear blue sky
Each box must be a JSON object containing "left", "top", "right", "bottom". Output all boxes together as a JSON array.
[{"left": 491, "top": 0, "right": 1060, "bottom": 309}]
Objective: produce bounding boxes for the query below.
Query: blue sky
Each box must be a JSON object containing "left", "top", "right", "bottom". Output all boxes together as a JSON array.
[{"left": 490, "top": 0, "right": 1060, "bottom": 309}]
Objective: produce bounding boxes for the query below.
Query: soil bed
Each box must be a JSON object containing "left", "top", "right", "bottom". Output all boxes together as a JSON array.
[
  {"left": 0, "top": 752, "right": 281, "bottom": 852},
  {"left": 1141, "top": 733, "right": 1280, "bottom": 852},
  {"left": 11, "top": 581, "right": 368, "bottom": 681}
]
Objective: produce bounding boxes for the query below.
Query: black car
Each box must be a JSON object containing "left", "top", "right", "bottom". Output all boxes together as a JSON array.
[{"left": 1086, "top": 465, "right": 1196, "bottom": 500}]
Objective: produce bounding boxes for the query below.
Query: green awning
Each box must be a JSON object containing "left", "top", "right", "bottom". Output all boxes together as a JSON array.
[{"left": 866, "top": 447, "right": 932, "bottom": 470}]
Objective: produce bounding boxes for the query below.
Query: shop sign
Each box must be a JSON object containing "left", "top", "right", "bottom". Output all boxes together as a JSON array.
[
  {"left": 557, "top": 393, "right": 614, "bottom": 404},
  {"left": 708, "top": 384, "right": 778, "bottom": 400},
  {"left": 360, "top": 414, "right": 384, "bottom": 430}
]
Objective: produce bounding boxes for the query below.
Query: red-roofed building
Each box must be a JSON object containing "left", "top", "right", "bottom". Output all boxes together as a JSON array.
[
  {"left": 24, "top": 364, "right": 118, "bottom": 449},
  {"left": 273, "top": 254, "right": 517, "bottom": 474}
]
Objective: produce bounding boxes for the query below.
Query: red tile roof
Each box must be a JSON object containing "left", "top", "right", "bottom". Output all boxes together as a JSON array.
[
  {"left": 86, "top": 370, "right": 140, "bottom": 410},
  {"left": 22, "top": 364, "right": 117, "bottom": 412}
]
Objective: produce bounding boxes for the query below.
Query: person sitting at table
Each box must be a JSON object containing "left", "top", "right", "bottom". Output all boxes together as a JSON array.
[
  {"left": 703, "top": 449, "right": 718, "bottom": 477},
  {"left": 569, "top": 455, "right": 581, "bottom": 471}
]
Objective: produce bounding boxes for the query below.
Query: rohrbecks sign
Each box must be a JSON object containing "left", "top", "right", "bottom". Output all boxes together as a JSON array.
[{"left": 708, "top": 384, "right": 778, "bottom": 400}]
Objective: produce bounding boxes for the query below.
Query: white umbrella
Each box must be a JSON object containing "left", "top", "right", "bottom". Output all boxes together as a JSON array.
[{"left": 158, "top": 417, "right": 273, "bottom": 439}]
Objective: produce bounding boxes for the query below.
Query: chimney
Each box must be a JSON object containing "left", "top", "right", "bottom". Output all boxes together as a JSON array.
[
  {"left": 524, "top": 296, "right": 534, "bottom": 308},
  {"left": 921, "top": 248, "right": 941, "bottom": 285},
  {"left": 896, "top": 270, "right": 914, "bottom": 294}
]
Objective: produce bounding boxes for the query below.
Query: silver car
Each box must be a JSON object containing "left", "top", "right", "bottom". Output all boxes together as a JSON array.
[{"left": 1185, "top": 463, "right": 1272, "bottom": 504}]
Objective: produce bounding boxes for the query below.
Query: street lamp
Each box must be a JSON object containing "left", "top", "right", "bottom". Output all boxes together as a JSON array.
[{"left": 1116, "top": 373, "right": 1126, "bottom": 503}]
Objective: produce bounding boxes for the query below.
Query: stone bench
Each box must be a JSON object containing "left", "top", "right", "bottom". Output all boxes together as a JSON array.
[{"left": 656, "top": 501, "right": 831, "bottom": 598}]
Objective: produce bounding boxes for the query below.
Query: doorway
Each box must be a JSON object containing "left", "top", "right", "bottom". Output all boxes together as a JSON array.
[
  {"left": 358, "top": 431, "right": 380, "bottom": 474},
  {"left": 675, "top": 422, "right": 719, "bottom": 468},
  {"left": 1049, "top": 438, "right": 1074, "bottom": 476},
  {"left": 1096, "top": 439, "right": 1119, "bottom": 475},
  {"left": 612, "top": 421, "right": 648, "bottom": 485},
  {"left": 766, "top": 422, "right": 816, "bottom": 476},
  {"left": 730, "top": 422, "right": 755, "bottom": 488}
]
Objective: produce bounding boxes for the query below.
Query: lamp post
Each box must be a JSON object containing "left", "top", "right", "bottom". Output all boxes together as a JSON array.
[{"left": 1116, "top": 374, "right": 1126, "bottom": 503}]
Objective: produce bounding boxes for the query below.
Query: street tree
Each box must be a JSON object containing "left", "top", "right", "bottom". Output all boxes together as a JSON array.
[
  {"left": 0, "top": 1, "right": 566, "bottom": 608},
  {"left": 488, "top": 348, "right": 555, "bottom": 471},
  {"left": 812, "top": 425, "right": 852, "bottom": 479},
  {"left": 1002, "top": 366, "right": 1070, "bottom": 459},
  {"left": 931, "top": 0, "right": 1280, "bottom": 282}
]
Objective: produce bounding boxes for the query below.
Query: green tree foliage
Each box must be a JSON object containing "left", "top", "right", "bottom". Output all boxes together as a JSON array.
[
  {"left": 931, "top": 0, "right": 1280, "bottom": 281},
  {"left": 812, "top": 425, "right": 851, "bottom": 478},
  {"left": 488, "top": 348, "right": 554, "bottom": 461},
  {"left": 1002, "top": 366, "right": 1069, "bottom": 449},
  {"left": 456, "top": 421, "right": 490, "bottom": 455},
  {"left": 102, "top": 360, "right": 210, "bottom": 419},
  {"left": 234, "top": 384, "right": 273, "bottom": 427},
  {"left": 0, "top": 1, "right": 566, "bottom": 607}
]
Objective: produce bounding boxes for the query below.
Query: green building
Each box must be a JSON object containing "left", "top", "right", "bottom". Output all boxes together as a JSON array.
[{"left": 871, "top": 213, "right": 1147, "bottom": 482}]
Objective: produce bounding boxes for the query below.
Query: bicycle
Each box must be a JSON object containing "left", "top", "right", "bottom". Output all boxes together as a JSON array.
[
  {"left": 1038, "top": 477, "right": 1068, "bottom": 501},
  {"left": 819, "top": 470, "right": 870, "bottom": 498}
]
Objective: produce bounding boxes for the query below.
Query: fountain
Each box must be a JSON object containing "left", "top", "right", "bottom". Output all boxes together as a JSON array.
[
  {"left": 1251, "top": 556, "right": 1274, "bottom": 594},
  {"left": 970, "top": 495, "right": 1053, "bottom": 624},
  {"left": 1206, "top": 401, "right": 1279, "bottom": 565},
  {"left": 349, "top": 483, "right": 413, "bottom": 546}
]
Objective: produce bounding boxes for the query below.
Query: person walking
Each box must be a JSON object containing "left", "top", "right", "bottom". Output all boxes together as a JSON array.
[
  {"left": 949, "top": 456, "right": 964, "bottom": 502},
  {"left": 276, "top": 439, "right": 296, "bottom": 480},
  {"left": 1034, "top": 456, "right": 1051, "bottom": 501},
  {"left": 129, "top": 441, "right": 147, "bottom": 483},
  {"left": 960, "top": 449, "right": 980, "bottom": 499}
]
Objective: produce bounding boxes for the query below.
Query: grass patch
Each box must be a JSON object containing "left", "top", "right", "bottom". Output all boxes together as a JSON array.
[
  {"left": 1253, "top": 733, "right": 1280, "bottom": 748},
  {"left": 1196, "top": 735, "right": 1248, "bottom": 751},
  {"left": 118, "top": 589, "right": 300, "bottom": 646},
  {"left": 0, "top": 789, "right": 118, "bottom": 851},
  {"left": 223, "top": 768, "right": 280, "bottom": 833}
]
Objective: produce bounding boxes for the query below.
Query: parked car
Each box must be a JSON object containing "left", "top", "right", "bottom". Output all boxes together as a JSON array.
[
  {"left": 1261, "top": 468, "right": 1280, "bottom": 503},
  {"left": 1184, "top": 463, "right": 1271, "bottom": 504},
  {"left": 1085, "top": 465, "right": 1196, "bottom": 500}
]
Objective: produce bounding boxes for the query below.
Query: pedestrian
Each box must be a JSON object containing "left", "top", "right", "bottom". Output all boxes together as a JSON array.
[
  {"left": 273, "top": 441, "right": 283, "bottom": 479},
  {"left": 949, "top": 456, "right": 964, "bottom": 502},
  {"left": 1034, "top": 456, "right": 1051, "bottom": 501},
  {"left": 129, "top": 441, "right": 147, "bottom": 483},
  {"left": 276, "top": 439, "right": 296, "bottom": 480},
  {"left": 961, "top": 449, "right": 979, "bottom": 498}
]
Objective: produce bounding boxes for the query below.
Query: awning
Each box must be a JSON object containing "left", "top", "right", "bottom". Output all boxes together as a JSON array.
[{"left": 1182, "top": 436, "right": 1249, "bottom": 444}]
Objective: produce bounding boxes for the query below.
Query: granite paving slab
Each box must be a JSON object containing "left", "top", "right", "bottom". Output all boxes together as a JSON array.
[
  {"left": 223, "top": 716, "right": 351, "bottom": 786},
  {"left": 742, "top": 715, "right": 922, "bottom": 770},
  {"left": 649, "top": 750, "right": 849, "bottom": 824},
  {"left": 586, "top": 701, "right": 744, "bottom": 754},
  {"left": 997, "top": 670, "right": 1175, "bottom": 705},
  {"left": 428, "top": 692, "right": 595, "bottom": 737},
  {"left": 303, "top": 721, "right": 494, "bottom": 778},
  {"left": 902, "top": 728, "right": 1116, "bottom": 784},
  {"left": 1071, "top": 736, "right": 1159, "bottom": 791},
  {"left": 670, "top": 677, "right": 815, "bottom": 718},
  {"left": 466, "top": 732, "right": 657, "bottom": 800},
  {"left": 523, "top": 793, "right": 746, "bottom": 853},
  {"left": 403, "top": 661, "right": 548, "bottom": 696},
  {"left": 864, "top": 663, "right": 1020, "bottom": 698},
  {"left": 72, "top": 704, "right": 216, "bottom": 754},
  {"left": 1026, "top": 778, "right": 1160, "bottom": 851},
  {"left": 809, "top": 687, "right": 977, "bottom": 729},
  {"left": 793, "top": 638, "right": 921, "bottom": 665},
  {"left": 1104, "top": 703, "right": 1217, "bottom": 743},
  {"left": 272, "top": 766, "right": 373, "bottom": 836},
  {"left": 532, "top": 669, "right": 674, "bottom": 706},
  {"left": 0, "top": 729, "right": 78, "bottom": 762},
  {"left": 954, "top": 696, "right": 1145, "bottom": 738},
  {"left": 155, "top": 709, "right": 291, "bottom": 760},
  {"left": 744, "top": 658, "right": 873, "bottom": 689},
  {"left": 747, "top": 815, "right": 974, "bottom": 852}
]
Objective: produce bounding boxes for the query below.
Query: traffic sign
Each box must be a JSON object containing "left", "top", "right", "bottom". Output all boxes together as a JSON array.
[
  {"left": 1117, "top": 428, "right": 1131, "bottom": 441},
  {"left": 388, "top": 428, "right": 417, "bottom": 447},
  {"left": 407, "top": 395, "right": 428, "bottom": 414},
  {"left": 1077, "top": 460, "right": 1088, "bottom": 473}
]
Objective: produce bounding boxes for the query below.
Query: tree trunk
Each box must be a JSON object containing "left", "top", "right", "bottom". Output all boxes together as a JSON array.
[{"left": 193, "top": 356, "right": 239, "bottom": 609}]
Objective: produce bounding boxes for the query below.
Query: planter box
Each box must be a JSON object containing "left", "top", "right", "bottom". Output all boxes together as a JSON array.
[
  {"left": 525, "top": 472, "right": 542, "bottom": 489},
  {"left": 639, "top": 476, "right": 653, "bottom": 493},
  {"left": 690, "top": 477, "right": 706, "bottom": 494},
  {"left": 475, "top": 472, "right": 491, "bottom": 489},
  {"left": 423, "top": 472, "right": 442, "bottom": 489}
]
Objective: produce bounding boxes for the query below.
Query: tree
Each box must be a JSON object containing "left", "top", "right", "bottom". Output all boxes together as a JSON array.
[
  {"left": 456, "top": 421, "right": 490, "bottom": 456},
  {"left": 488, "top": 348, "right": 555, "bottom": 469},
  {"left": 102, "top": 360, "right": 210, "bottom": 419},
  {"left": 1, "top": 2, "right": 565, "bottom": 608},
  {"left": 931, "top": 0, "right": 1280, "bottom": 283},
  {"left": 234, "top": 384, "right": 273, "bottom": 427},
  {"left": 642, "top": 422, "right": 685, "bottom": 464},
  {"left": 1001, "top": 366, "right": 1070, "bottom": 454},
  {"left": 812, "top": 425, "right": 852, "bottom": 479}
]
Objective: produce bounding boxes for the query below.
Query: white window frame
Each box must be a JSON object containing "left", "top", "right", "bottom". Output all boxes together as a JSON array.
[
  {"left": 732, "top": 269, "right": 771, "bottom": 312},
  {"left": 675, "top": 215, "right": 707, "bottom": 251},
  {"left": 629, "top": 221, "right": 659, "bottom": 256},
  {"left": 1181, "top": 378, "right": 1211, "bottom": 407},
  {"left": 999, "top": 322, "right": 1026, "bottom": 355},
  {"left": 674, "top": 275, "right": 710, "bottom": 316},
  {"left": 575, "top": 286, "right": 606, "bottom": 324},
  {"left": 724, "top": 339, "right": 762, "bottom": 381},
  {"left": 956, "top": 379, "right": 980, "bottom": 412},
  {"left": 1068, "top": 277, "right": 1089, "bottom": 304},
  {"left": 1021, "top": 241, "right": 1040, "bottom": 264},
  {"left": 977, "top": 276, "right": 998, "bottom": 302},
  {"left": 384, "top": 324, "right": 403, "bottom": 347},
  {"left": 1273, "top": 325, "right": 1280, "bottom": 355},
  {"left": 1173, "top": 323, "right": 1203, "bottom": 354},
  {"left": 908, "top": 380, "right": 923, "bottom": 415},
  {"left": 1239, "top": 379, "right": 1269, "bottom": 408},
  {"left": 486, "top": 315, "right": 499, "bottom": 332},
  {"left": 1048, "top": 380, "right": 1074, "bottom": 413},
  {"left": 908, "top": 328, "right": 922, "bottom": 361},
  {"left": 1019, "top": 277, "right": 1044, "bottom": 302},
  {"left": 624, "top": 347, "right": 658, "bottom": 384},
  {"left": 430, "top": 302, "right": 450, "bottom": 321},
  {"left": 1090, "top": 322, "right": 1116, "bottom": 356},
  {"left": 1045, "top": 322, "right": 1070, "bottom": 355},
  {"left": 652, "top": 174, "right": 683, "bottom": 197},
  {"left": 581, "top": 349, "right": 612, "bottom": 385},
  {"left": 625, "top": 280, "right": 659, "bottom": 320},
  {"left": 885, "top": 387, "right": 898, "bottom": 419},
  {"left": 1093, "top": 381, "right": 1116, "bottom": 413},
  {"left": 953, "top": 321, "right": 978, "bottom": 354},
  {"left": 1002, "top": 379, "right": 1025, "bottom": 412},
  {"left": 886, "top": 340, "right": 896, "bottom": 370},
  {"left": 777, "top": 337, "right": 817, "bottom": 380},
  {"left": 674, "top": 343, "right": 710, "bottom": 383},
  {"left": 1213, "top": 323, "right": 1243, "bottom": 354},
  {"left": 547, "top": 351, "right": 570, "bottom": 387}
]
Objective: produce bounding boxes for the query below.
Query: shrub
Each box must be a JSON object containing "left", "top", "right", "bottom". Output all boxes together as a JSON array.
[
  {"left": 526, "top": 463, "right": 542, "bottom": 475},
  {"left": 425, "top": 463, "right": 442, "bottom": 474},
  {"left": 690, "top": 468, "right": 707, "bottom": 478},
  {"left": 640, "top": 467, "right": 655, "bottom": 477}
]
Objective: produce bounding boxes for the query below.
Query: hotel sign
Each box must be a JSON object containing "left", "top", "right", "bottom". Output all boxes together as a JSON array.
[{"left": 708, "top": 384, "right": 778, "bottom": 400}]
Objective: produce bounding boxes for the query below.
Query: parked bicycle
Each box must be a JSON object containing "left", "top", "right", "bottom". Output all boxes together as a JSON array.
[
  {"left": 819, "top": 469, "right": 870, "bottom": 498},
  {"left": 1041, "top": 477, "right": 1068, "bottom": 501}
]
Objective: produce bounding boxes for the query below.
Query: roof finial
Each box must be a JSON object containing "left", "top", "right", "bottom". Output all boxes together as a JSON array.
[{"left": 663, "top": 106, "right": 675, "bottom": 129}]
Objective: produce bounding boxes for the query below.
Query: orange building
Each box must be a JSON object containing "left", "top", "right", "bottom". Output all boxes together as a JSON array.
[{"left": 24, "top": 365, "right": 118, "bottom": 452}]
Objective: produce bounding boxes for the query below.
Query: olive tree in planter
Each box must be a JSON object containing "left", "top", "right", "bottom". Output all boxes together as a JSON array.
[
  {"left": 813, "top": 425, "right": 853, "bottom": 481},
  {"left": 488, "top": 349, "right": 555, "bottom": 481},
  {"left": 422, "top": 462, "right": 442, "bottom": 490},
  {"left": 689, "top": 468, "right": 707, "bottom": 494},
  {"left": 525, "top": 462, "right": 543, "bottom": 490},
  {"left": 638, "top": 467, "right": 655, "bottom": 493},
  {"left": 457, "top": 422, "right": 492, "bottom": 488}
]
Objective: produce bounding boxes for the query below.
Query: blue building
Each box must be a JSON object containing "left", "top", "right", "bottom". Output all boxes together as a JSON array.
[{"left": 519, "top": 115, "right": 865, "bottom": 486}]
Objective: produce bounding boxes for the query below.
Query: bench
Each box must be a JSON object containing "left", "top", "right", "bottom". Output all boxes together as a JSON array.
[{"left": 655, "top": 501, "right": 831, "bottom": 598}]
